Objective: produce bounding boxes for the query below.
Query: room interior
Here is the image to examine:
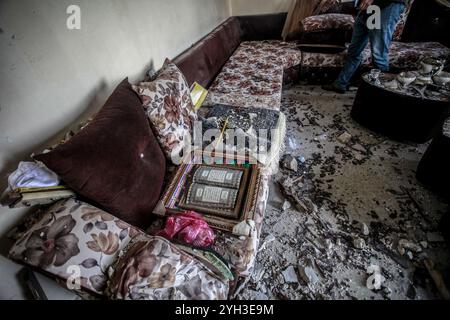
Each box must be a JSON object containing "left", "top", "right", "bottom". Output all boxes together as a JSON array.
[{"left": 0, "top": 0, "right": 449, "bottom": 301}]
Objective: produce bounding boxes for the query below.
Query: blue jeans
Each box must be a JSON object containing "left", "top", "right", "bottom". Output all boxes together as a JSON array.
[{"left": 334, "top": 3, "right": 405, "bottom": 90}]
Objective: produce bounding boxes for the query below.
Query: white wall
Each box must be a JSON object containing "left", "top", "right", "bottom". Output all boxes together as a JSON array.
[
  {"left": 0, "top": 0, "right": 231, "bottom": 299},
  {"left": 230, "top": 0, "right": 292, "bottom": 15}
]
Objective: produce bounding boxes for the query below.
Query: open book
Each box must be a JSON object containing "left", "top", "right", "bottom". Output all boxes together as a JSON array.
[{"left": 178, "top": 165, "right": 249, "bottom": 219}]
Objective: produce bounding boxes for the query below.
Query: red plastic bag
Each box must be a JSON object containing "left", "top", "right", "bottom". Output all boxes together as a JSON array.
[{"left": 157, "top": 211, "right": 215, "bottom": 248}]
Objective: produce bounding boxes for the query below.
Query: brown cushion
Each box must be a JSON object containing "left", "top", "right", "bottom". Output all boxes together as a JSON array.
[{"left": 34, "top": 79, "right": 166, "bottom": 229}]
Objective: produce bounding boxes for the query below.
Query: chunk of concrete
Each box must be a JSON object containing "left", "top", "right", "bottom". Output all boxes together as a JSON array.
[
  {"left": 282, "top": 155, "right": 298, "bottom": 172},
  {"left": 282, "top": 266, "right": 299, "bottom": 283},
  {"left": 299, "top": 265, "right": 319, "bottom": 285},
  {"left": 337, "top": 132, "right": 352, "bottom": 144}
]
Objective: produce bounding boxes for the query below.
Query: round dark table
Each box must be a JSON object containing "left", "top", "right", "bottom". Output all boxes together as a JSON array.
[
  {"left": 351, "top": 72, "right": 450, "bottom": 143},
  {"left": 416, "top": 118, "right": 450, "bottom": 200}
]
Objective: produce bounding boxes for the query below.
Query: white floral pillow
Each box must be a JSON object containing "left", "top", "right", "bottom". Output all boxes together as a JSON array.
[
  {"left": 133, "top": 59, "right": 197, "bottom": 161},
  {"left": 8, "top": 198, "right": 145, "bottom": 295}
]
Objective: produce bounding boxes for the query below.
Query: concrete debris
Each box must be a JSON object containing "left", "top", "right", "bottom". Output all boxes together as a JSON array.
[
  {"left": 397, "top": 239, "right": 422, "bottom": 256},
  {"left": 360, "top": 222, "right": 370, "bottom": 236},
  {"left": 282, "top": 200, "right": 291, "bottom": 212},
  {"left": 251, "top": 267, "right": 265, "bottom": 283},
  {"left": 258, "top": 234, "right": 276, "bottom": 252},
  {"left": 314, "top": 133, "right": 328, "bottom": 141},
  {"left": 353, "top": 237, "right": 366, "bottom": 249},
  {"left": 279, "top": 179, "right": 318, "bottom": 214},
  {"left": 351, "top": 143, "right": 367, "bottom": 153},
  {"left": 282, "top": 266, "right": 299, "bottom": 283},
  {"left": 282, "top": 154, "right": 298, "bottom": 172},
  {"left": 299, "top": 265, "right": 319, "bottom": 286},
  {"left": 366, "top": 265, "right": 385, "bottom": 290},
  {"left": 337, "top": 132, "right": 352, "bottom": 144},
  {"left": 324, "top": 238, "right": 334, "bottom": 252}
]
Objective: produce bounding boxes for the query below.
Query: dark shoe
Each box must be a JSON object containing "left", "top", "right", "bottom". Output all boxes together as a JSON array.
[{"left": 321, "top": 83, "right": 346, "bottom": 94}]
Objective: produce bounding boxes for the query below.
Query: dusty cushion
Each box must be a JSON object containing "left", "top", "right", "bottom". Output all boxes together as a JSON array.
[
  {"left": 8, "top": 198, "right": 145, "bottom": 295},
  {"left": 301, "top": 14, "right": 355, "bottom": 33},
  {"left": 34, "top": 79, "right": 166, "bottom": 229},
  {"left": 106, "top": 234, "right": 229, "bottom": 300},
  {"left": 133, "top": 59, "right": 197, "bottom": 161}
]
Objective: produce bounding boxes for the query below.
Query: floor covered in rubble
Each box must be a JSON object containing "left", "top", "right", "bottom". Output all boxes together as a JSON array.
[{"left": 236, "top": 85, "right": 449, "bottom": 300}]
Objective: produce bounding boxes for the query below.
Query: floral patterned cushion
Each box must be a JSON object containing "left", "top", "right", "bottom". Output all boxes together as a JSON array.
[
  {"left": 301, "top": 50, "right": 350, "bottom": 69},
  {"left": 106, "top": 235, "right": 229, "bottom": 300},
  {"left": 363, "top": 41, "right": 450, "bottom": 70},
  {"left": 9, "top": 198, "right": 230, "bottom": 299},
  {"left": 301, "top": 1, "right": 413, "bottom": 40},
  {"left": 133, "top": 59, "right": 197, "bottom": 160},
  {"left": 204, "top": 41, "right": 302, "bottom": 110},
  {"left": 211, "top": 172, "right": 270, "bottom": 277},
  {"left": 9, "top": 198, "right": 145, "bottom": 295},
  {"left": 301, "top": 41, "right": 450, "bottom": 71},
  {"left": 301, "top": 13, "right": 355, "bottom": 32}
]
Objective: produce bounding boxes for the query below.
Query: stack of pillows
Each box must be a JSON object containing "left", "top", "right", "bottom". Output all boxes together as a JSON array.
[{"left": 34, "top": 59, "right": 197, "bottom": 229}]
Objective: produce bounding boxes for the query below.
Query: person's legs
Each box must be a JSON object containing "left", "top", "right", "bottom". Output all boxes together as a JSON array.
[
  {"left": 334, "top": 12, "right": 370, "bottom": 89},
  {"left": 369, "top": 3, "right": 406, "bottom": 71},
  {"left": 323, "top": 12, "right": 369, "bottom": 93}
]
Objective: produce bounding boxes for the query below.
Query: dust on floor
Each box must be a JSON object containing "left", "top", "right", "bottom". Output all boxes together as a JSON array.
[{"left": 236, "top": 85, "right": 449, "bottom": 300}]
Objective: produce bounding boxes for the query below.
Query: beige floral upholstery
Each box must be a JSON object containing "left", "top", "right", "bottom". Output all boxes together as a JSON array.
[
  {"left": 301, "top": 41, "right": 450, "bottom": 71},
  {"left": 301, "top": 0, "right": 413, "bottom": 41},
  {"left": 301, "top": 50, "right": 350, "bottom": 69},
  {"left": 9, "top": 198, "right": 145, "bottom": 294},
  {"left": 204, "top": 41, "right": 302, "bottom": 110},
  {"left": 301, "top": 13, "right": 355, "bottom": 32},
  {"left": 133, "top": 59, "right": 197, "bottom": 160},
  {"left": 106, "top": 235, "right": 229, "bottom": 300},
  {"left": 9, "top": 198, "right": 230, "bottom": 299},
  {"left": 363, "top": 41, "right": 450, "bottom": 70},
  {"left": 212, "top": 171, "right": 270, "bottom": 277}
]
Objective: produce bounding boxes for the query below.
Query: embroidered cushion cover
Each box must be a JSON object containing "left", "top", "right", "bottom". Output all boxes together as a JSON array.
[{"left": 132, "top": 59, "right": 198, "bottom": 161}]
